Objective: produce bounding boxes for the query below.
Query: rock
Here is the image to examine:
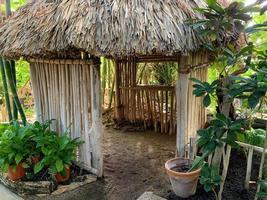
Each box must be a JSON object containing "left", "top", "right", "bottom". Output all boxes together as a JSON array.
[
  {"left": 137, "top": 192, "right": 166, "bottom": 200},
  {"left": 0, "top": 174, "right": 54, "bottom": 195},
  {"left": 0, "top": 173, "right": 97, "bottom": 196}
]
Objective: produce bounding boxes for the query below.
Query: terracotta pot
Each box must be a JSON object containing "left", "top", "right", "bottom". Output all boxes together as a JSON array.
[
  {"left": 165, "top": 158, "right": 201, "bottom": 198},
  {"left": 55, "top": 166, "right": 71, "bottom": 183},
  {"left": 8, "top": 164, "right": 25, "bottom": 181}
]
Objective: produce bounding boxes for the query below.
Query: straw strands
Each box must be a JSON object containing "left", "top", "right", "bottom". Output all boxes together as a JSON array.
[{"left": 0, "top": 0, "right": 209, "bottom": 59}]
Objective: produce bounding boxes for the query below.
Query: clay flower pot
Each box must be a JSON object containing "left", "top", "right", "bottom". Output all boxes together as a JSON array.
[
  {"left": 165, "top": 158, "right": 201, "bottom": 198},
  {"left": 55, "top": 166, "right": 71, "bottom": 183},
  {"left": 8, "top": 164, "right": 25, "bottom": 181}
]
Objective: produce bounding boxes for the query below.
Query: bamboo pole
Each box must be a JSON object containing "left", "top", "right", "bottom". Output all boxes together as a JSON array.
[
  {"left": 10, "top": 60, "right": 18, "bottom": 120},
  {"left": 4, "top": 60, "right": 27, "bottom": 125},
  {"left": 176, "top": 61, "right": 189, "bottom": 157},
  {"left": 0, "top": 58, "right": 12, "bottom": 122}
]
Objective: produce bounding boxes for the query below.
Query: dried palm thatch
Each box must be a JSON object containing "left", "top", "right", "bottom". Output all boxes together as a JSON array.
[{"left": 0, "top": 0, "right": 211, "bottom": 59}]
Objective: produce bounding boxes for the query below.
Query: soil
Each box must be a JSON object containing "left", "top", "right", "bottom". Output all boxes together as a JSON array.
[
  {"left": 24, "top": 123, "right": 260, "bottom": 200},
  {"left": 171, "top": 165, "right": 190, "bottom": 173}
]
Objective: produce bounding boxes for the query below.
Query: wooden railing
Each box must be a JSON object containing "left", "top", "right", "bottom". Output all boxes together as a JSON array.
[{"left": 119, "top": 85, "right": 176, "bottom": 134}]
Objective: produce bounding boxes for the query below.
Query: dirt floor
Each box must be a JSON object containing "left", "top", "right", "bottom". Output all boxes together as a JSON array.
[
  {"left": 25, "top": 126, "right": 176, "bottom": 200},
  {"left": 24, "top": 125, "right": 259, "bottom": 200}
]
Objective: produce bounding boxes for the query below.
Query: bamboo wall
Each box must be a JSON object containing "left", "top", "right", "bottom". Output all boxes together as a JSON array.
[
  {"left": 185, "top": 66, "right": 208, "bottom": 157},
  {"left": 29, "top": 58, "right": 101, "bottom": 174},
  {"left": 115, "top": 58, "right": 176, "bottom": 134},
  {"left": 114, "top": 54, "right": 208, "bottom": 140}
]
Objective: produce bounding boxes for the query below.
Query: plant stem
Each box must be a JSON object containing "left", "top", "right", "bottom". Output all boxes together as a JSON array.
[
  {"left": 4, "top": 60, "right": 27, "bottom": 126},
  {"left": 0, "top": 58, "right": 12, "bottom": 122},
  {"left": 218, "top": 144, "right": 232, "bottom": 200},
  {"left": 212, "top": 188, "right": 219, "bottom": 200}
]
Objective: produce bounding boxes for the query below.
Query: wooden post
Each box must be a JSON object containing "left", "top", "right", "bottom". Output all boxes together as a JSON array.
[
  {"left": 114, "top": 59, "right": 122, "bottom": 121},
  {"left": 176, "top": 59, "right": 190, "bottom": 157},
  {"left": 245, "top": 147, "right": 254, "bottom": 189},
  {"left": 89, "top": 59, "right": 103, "bottom": 177}
]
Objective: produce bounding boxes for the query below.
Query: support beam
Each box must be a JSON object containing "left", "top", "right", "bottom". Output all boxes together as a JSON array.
[
  {"left": 114, "top": 59, "right": 122, "bottom": 120},
  {"left": 176, "top": 66, "right": 189, "bottom": 157},
  {"left": 89, "top": 59, "right": 103, "bottom": 177}
]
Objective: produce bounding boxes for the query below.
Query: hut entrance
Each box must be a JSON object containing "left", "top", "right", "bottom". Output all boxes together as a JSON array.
[{"left": 114, "top": 57, "right": 177, "bottom": 134}]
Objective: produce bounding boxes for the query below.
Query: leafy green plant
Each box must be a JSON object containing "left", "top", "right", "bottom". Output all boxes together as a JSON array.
[
  {"left": 0, "top": 121, "right": 34, "bottom": 171},
  {"left": 188, "top": 1, "right": 267, "bottom": 198},
  {"left": 237, "top": 128, "right": 265, "bottom": 147},
  {"left": 190, "top": 113, "right": 245, "bottom": 171},
  {"left": 200, "top": 163, "right": 221, "bottom": 200},
  {"left": 34, "top": 132, "right": 83, "bottom": 177}
]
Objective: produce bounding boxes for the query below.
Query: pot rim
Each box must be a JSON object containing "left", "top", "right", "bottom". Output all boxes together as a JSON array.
[{"left": 165, "top": 157, "right": 201, "bottom": 177}]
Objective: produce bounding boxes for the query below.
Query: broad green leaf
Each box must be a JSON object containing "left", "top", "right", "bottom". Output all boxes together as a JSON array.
[
  {"left": 203, "top": 94, "right": 211, "bottom": 107},
  {"left": 34, "top": 162, "right": 44, "bottom": 174},
  {"left": 56, "top": 160, "right": 64, "bottom": 172},
  {"left": 15, "top": 154, "right": 23, "bottom": 164}
]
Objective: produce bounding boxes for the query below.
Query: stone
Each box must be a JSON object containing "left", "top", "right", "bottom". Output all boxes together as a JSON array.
[{"left": 137, "top": 192, "right": 166, "bottom": 200}]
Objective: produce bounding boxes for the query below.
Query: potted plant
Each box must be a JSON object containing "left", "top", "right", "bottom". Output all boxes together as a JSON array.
[
  {"left": 0, "top": 121, "right": 34, "bottom": 181},
  {"left": 33, "top": 131, "right": 83, "bottom": 183},
  {"left": 165, "top": 157, "right": 201, "bottom": 198}
]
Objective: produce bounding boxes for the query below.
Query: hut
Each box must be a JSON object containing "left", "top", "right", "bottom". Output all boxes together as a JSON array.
[{"left": 0, "top": 0, "right": 213, "bottom": 177}]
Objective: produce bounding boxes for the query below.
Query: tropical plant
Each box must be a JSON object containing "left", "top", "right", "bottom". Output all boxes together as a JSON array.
[
  {"left": 200, "top": 163, "right": 221, "bottom": 200},
  {"left": 0, "top": 121, "right": 34, "bottom": 171},
  {"left": 34, "top": 131, "right": 83, "bottom": 177},
  {"left": 188, "top": 0, "right": 267, "bottom": 199}
]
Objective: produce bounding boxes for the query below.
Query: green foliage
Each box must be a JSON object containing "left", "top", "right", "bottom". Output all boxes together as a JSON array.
[
  {"left": 237, "top": 128, "right": 266, "bottom": 147},
  {"left": 200, "top": 163, "right": 221, "bottom": 193},
  {"left": 191, "top": 78, "right": 219, "bottom": 107},
  {"left": 197, "top": 113, "right": 245, "bottom": 155},
  {"left": 0, "top": 121, "right": 35, "bottom": 171},
  {"left": 230, "top": 64, "right": 267, "bottom": 108},
  {"left": 256, "top": 179, "right": 267, "bottom": 198},
  {"left": 153, "top": 63, "right": 177, "bottom": 85},
  {"left": 0, "top": 119, "right": 83, "bottom": 180},
  {"left": 33, "top": 129, "right": 83, "bottom": 176},
  {"left": 15, "top": 60, "right": 30, "bottom": 88},
  {"left": 190, "top": 113, "right": 245, "bottom": 173},
  {"left": 191, "top": 1, "right": 260, "bottom": 46}
]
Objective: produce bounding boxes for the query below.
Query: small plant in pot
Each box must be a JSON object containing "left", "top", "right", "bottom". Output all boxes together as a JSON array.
[
  {"left": 0, "top": 121, "right": 34, "bottom": 181},
  {"left": 34, "top": 131, "right": 83, "bottom": 183}
]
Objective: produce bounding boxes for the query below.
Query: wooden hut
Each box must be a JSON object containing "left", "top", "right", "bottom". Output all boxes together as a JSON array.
[{"left": 0, "top": 0, "right": 213, "bottom": 177}]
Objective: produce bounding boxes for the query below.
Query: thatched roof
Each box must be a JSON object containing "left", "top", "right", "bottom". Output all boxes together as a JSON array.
[{"left": 0, "top": 0, "right": 210, "bottom": 59}]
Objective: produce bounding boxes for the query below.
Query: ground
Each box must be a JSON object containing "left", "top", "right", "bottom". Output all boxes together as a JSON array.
[
  {"left": 15, "top": 126, "right": 260, "bottom": 200},
  {"left": 25, "top": 126, "right": 176, "bottom": 200}
]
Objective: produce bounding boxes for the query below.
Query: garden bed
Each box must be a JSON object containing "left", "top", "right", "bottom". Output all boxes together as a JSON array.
[{"left": 0, "top": 164, "right": 97, "bottom": 196}]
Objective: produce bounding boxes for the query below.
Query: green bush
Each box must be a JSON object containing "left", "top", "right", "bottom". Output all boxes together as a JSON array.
[{"left": 0, "top": 120, "right": 83, "bottom": 179}]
